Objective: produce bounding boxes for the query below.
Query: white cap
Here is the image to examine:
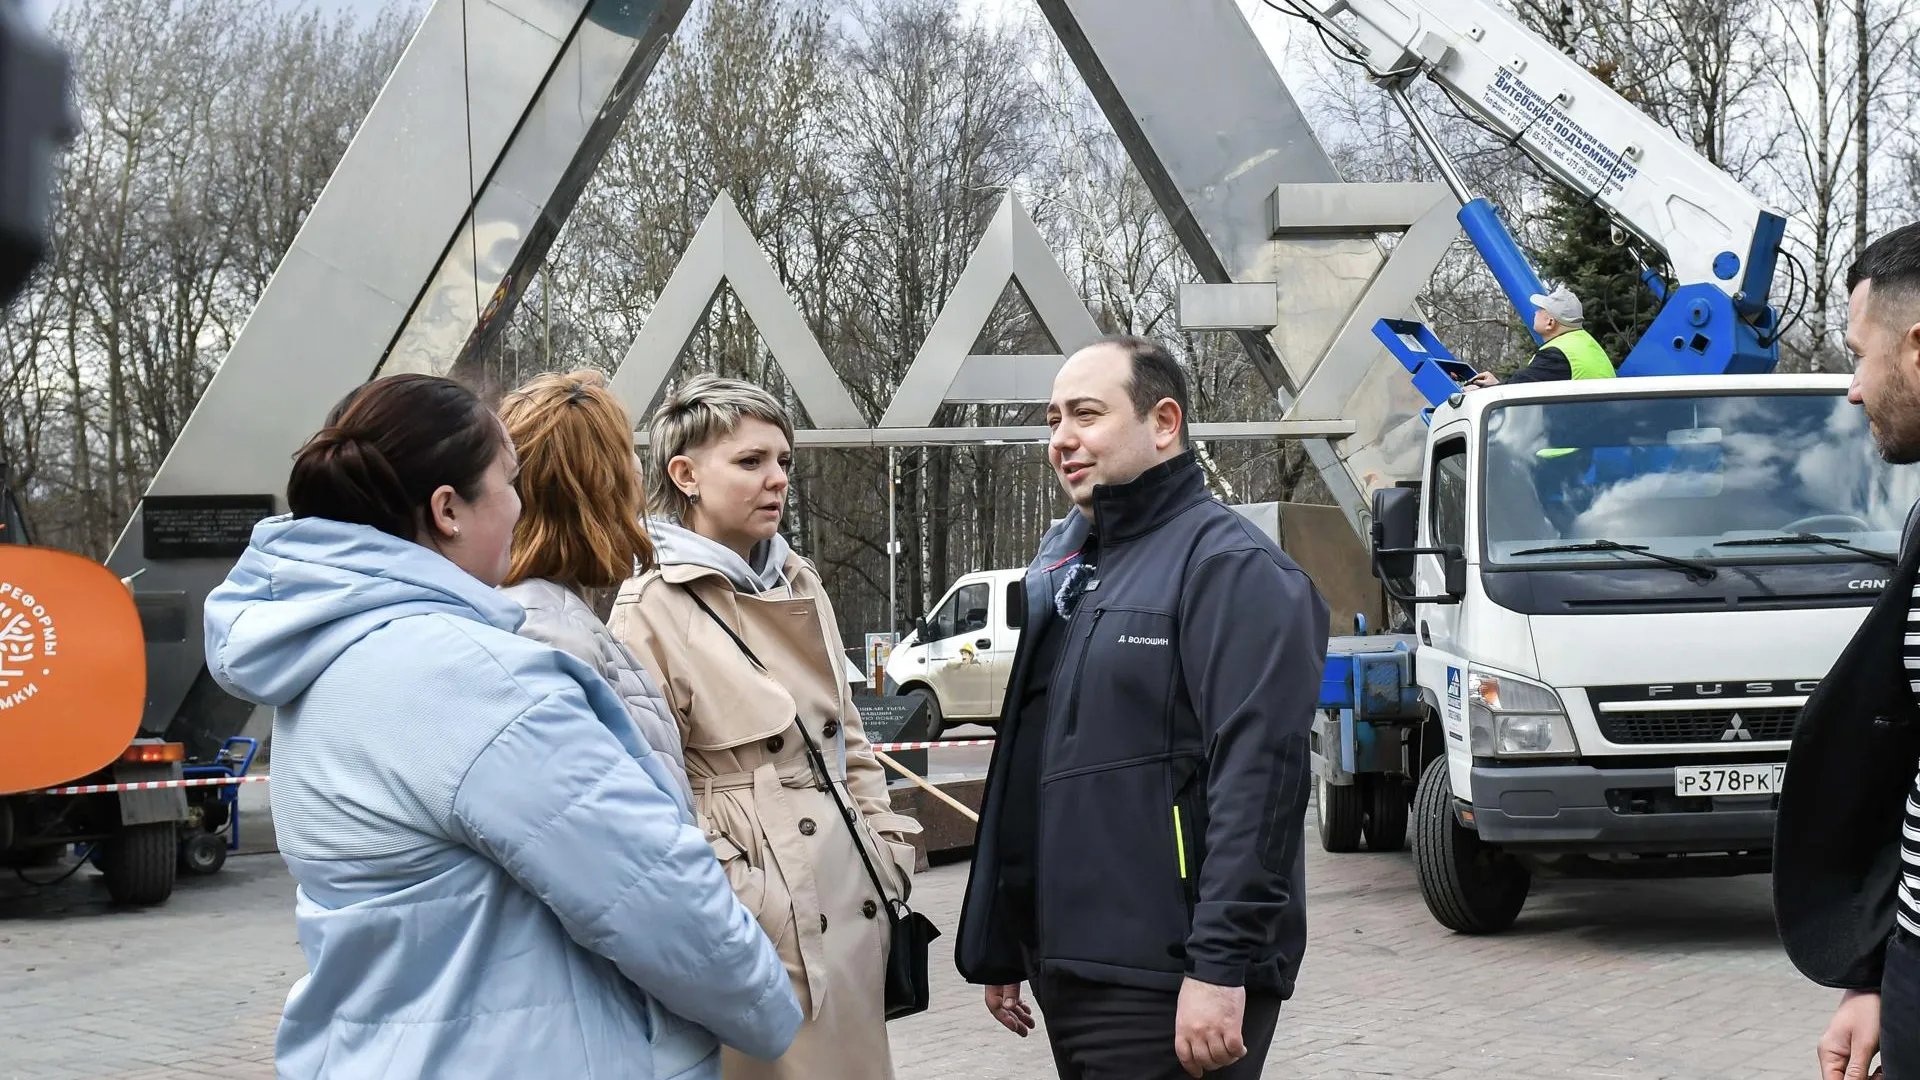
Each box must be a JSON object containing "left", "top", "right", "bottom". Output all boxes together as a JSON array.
[{"left": 1529, "top": 284, "right": 1584, "bottom": 328}]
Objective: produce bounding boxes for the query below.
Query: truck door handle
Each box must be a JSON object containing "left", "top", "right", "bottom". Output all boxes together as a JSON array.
[
  {"left": 976, "top": 638, "right": 992, "bottom": 649},
  {"left": 1419, "top": 621, "right": 1431, "bottom": 645}
]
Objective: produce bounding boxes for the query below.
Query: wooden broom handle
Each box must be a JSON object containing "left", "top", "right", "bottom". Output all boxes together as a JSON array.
[{"left": 872, "top": 749, "right": 979, "bottom": 823}]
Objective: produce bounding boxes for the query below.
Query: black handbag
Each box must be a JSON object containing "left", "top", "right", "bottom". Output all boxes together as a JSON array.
[{"left": 684, "top": 589, "right": 941, "bottom": 1020}]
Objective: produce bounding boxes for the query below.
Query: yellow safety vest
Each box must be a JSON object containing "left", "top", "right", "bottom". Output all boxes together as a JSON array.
[
  {"left": 1537, "top": 330, "right": 1616, "bottom": 459},
  {"left": 1553, "top": 328, "right": 1616, "bottom": 380}
]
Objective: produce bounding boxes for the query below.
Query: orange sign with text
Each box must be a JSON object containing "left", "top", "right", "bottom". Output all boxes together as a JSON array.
[{"left": 0, "top": 546, "right": 146, "bottom": 795}]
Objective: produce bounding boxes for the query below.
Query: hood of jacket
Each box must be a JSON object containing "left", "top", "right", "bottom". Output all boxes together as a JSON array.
[
  {"left": 204, "top": 514, "right": 526, "bottom": 707},
  {"left": 647, "top": 517, "right": 792, "bottom": 594}
]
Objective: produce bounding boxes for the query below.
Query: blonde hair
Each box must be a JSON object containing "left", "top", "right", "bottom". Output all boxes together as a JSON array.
[
  {"left": 499, "top": 369, "right": 655, "bottom": 589},
  {"left": 647, "top": 374, "right": 796, "bottom": 520}
]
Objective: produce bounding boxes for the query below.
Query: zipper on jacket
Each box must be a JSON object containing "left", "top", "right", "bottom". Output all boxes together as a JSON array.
[
  {"left": 1062, "top": 608, "right": 1105, "bottom": 737},
  {"left": 1034, "top": 602, "right": 1100, "bottom": 958}
]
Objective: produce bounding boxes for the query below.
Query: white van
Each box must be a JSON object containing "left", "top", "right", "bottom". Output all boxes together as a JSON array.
[
  {"left": 886, "top": 568, "right": 1027, "bottom": 729},
  {"left": 885, "top": 507, "right": 1303, "bottom": 730}
]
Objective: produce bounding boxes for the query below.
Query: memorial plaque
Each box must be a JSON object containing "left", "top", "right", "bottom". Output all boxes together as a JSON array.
[
  {"left": 142, "top": 495, "right": 276, "bottom": 559},
  {"left": 852, "top": 692, "right": 936, "bottom": 786},
  {"left": 851, "top": 693, "right": 934, "bottom": 744}
]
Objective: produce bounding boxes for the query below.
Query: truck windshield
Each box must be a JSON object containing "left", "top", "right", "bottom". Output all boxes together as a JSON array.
[{"left": 1482, "top": 390, "right": 1920, "bottom": 567}]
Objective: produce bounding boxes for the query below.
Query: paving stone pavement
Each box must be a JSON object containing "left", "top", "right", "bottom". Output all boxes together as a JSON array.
[{"left": 0, "top": 796, "right": 1835, "bottom": 1080}]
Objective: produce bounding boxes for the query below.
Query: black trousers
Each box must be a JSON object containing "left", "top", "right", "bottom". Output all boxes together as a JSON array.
[
  {"left": 1029, "top": 969, "right": 1284, "bottom": 1079},
  {"left": 1887, "top": 929, "right": 1920, "bottom": 1078}
]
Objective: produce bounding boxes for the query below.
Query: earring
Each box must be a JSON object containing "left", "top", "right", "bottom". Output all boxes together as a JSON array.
[
  {"left": 687, "top": 490, "right": 700, "bottom": 505},
  {"left": 450, "top": 526, "right": 462, "bottom": 537}
]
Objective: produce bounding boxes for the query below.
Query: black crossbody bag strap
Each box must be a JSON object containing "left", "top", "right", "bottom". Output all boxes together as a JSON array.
[{"left": 683, "top": 588, "right": 903, "bottom": 917}]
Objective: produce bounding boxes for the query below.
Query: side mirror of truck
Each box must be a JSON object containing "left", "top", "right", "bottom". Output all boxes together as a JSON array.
[
  {"left": 1368, "top": 487, "right": 1465, "bottom": 605},
  {"left": 1443, "top": 548, "right": 1467, "bottom": 597},
  {"left": 1370, "top": 487, "right": 1420, "bottom": 580}
]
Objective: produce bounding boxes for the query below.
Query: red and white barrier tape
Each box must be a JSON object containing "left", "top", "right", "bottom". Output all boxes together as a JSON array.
[
  {"left": 37, "top": 775, "right": 270, "bottom": 796},
  {"left": 870, "top": 739, "right": 996, "bottom": 752},
  {"left": 33, "top": 740, "right": 991, "bottom": 793}
]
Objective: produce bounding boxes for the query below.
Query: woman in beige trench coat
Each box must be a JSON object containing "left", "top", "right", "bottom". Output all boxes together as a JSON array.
[{"left": 610, "top": 375, "right": 921, "bottom": 1080}]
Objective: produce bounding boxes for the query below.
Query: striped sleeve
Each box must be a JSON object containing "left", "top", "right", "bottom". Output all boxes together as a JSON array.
[{"left": 1896, "top": 583, "right": 1920, "bottom": 938}]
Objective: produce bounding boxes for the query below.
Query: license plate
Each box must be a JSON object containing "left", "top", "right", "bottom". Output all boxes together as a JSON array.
[{"left": 1673, "top": 763, "right": 1785, "bottom": 797}]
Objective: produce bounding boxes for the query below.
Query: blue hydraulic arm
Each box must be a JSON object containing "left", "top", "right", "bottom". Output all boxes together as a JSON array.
[
  {"left": 1375, "top": 83, "right": 1782, "bottom": 385},
  {"left": 1389, "top": 85, "right": 1545, "bottom": 340},
  {"left": 1457, "top": 200, "right": 1548, "bottom": 345}
]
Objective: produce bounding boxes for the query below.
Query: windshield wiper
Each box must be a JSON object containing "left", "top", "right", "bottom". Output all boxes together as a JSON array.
[
  {"left": 1712, "top": 533, "right": 1896, "bottom": 566},
  {"left": 1509, "top": 538, "right": 1719, "bottom": 581}
]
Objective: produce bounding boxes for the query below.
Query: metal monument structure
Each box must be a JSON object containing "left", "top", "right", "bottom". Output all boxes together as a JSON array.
[
  {"left": 1041, "top": 0, "right": 1455, "bottom": 518},
  {"left": 104, "top": 0, "right": 1464, "bottom": 754},
  {"left": 604, "top": 191, "right": 1355, "bottom": 445}
]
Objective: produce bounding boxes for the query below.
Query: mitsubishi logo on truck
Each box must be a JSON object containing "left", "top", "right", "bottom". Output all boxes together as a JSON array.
[{"left": 1721, "top": 714, "right": 1753, "bottom": 741}]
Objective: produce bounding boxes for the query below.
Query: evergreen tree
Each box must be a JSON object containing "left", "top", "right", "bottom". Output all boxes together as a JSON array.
[
  {"left": 1528, "top": 57, "right": 1659, "bottom": 365},
  {"left": 1530, "top": 182, "right": 1660, "bottom": 363}
]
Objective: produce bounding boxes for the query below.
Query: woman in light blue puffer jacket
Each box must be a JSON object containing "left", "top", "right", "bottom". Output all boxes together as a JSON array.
[{"left": 202, "top": 373, "right": 800, "bottom": 1080}]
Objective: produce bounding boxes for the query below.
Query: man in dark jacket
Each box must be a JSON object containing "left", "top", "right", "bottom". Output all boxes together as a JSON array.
[
  {"left": 1776, "top": 221, "right": 1920, "bottom": 1080},
  {"left": 955, "top": 334, "right": 1330, "bottom": 1079}
]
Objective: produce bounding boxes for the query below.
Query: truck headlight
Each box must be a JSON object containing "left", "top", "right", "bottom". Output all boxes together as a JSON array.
[{"left": 1468, "top": 670, "right": 1578, "bottom": 757}]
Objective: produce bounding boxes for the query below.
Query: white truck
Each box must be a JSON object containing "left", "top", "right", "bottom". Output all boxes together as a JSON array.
[
  {"left": 884, "top": 569, "right": 1027, "bottom": 730},
  {"left": 1322, "top": 373, "right": 1918, "bottom": 932},
  {"left": 1208, "top": 0, "right": 1920, "bottom": 934}
]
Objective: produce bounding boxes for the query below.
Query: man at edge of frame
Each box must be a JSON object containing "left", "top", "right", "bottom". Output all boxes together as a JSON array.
[{"left": 1777, "top": 220, "right": 1920, "bottom": 1080}]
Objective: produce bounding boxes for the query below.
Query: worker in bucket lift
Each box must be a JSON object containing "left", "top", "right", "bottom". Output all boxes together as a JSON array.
[{"left": 1464, "top": 284, "right": 1618, "bottom": 388}]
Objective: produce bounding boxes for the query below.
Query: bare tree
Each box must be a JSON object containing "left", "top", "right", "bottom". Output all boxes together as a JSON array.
[
  {"left": 1762, "top": 0, "right": 1919, "bottom": 370},
  {"left": 40, "top": 0, "right": 1920, "bottom": 658},
  {"left": 828, "top": 0, "right": 1038, "bottom": 622},
  {"left": 1856, "top": 0, "right": 1872, "bottom": 260},
  {"left": 0, "top": 0, "right": 416, "bottom": 554}
]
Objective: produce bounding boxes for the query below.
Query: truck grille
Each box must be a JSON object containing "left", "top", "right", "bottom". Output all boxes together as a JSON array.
[{"left": 1595, "top": 707, "right": 1799, "bottom": 745}]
